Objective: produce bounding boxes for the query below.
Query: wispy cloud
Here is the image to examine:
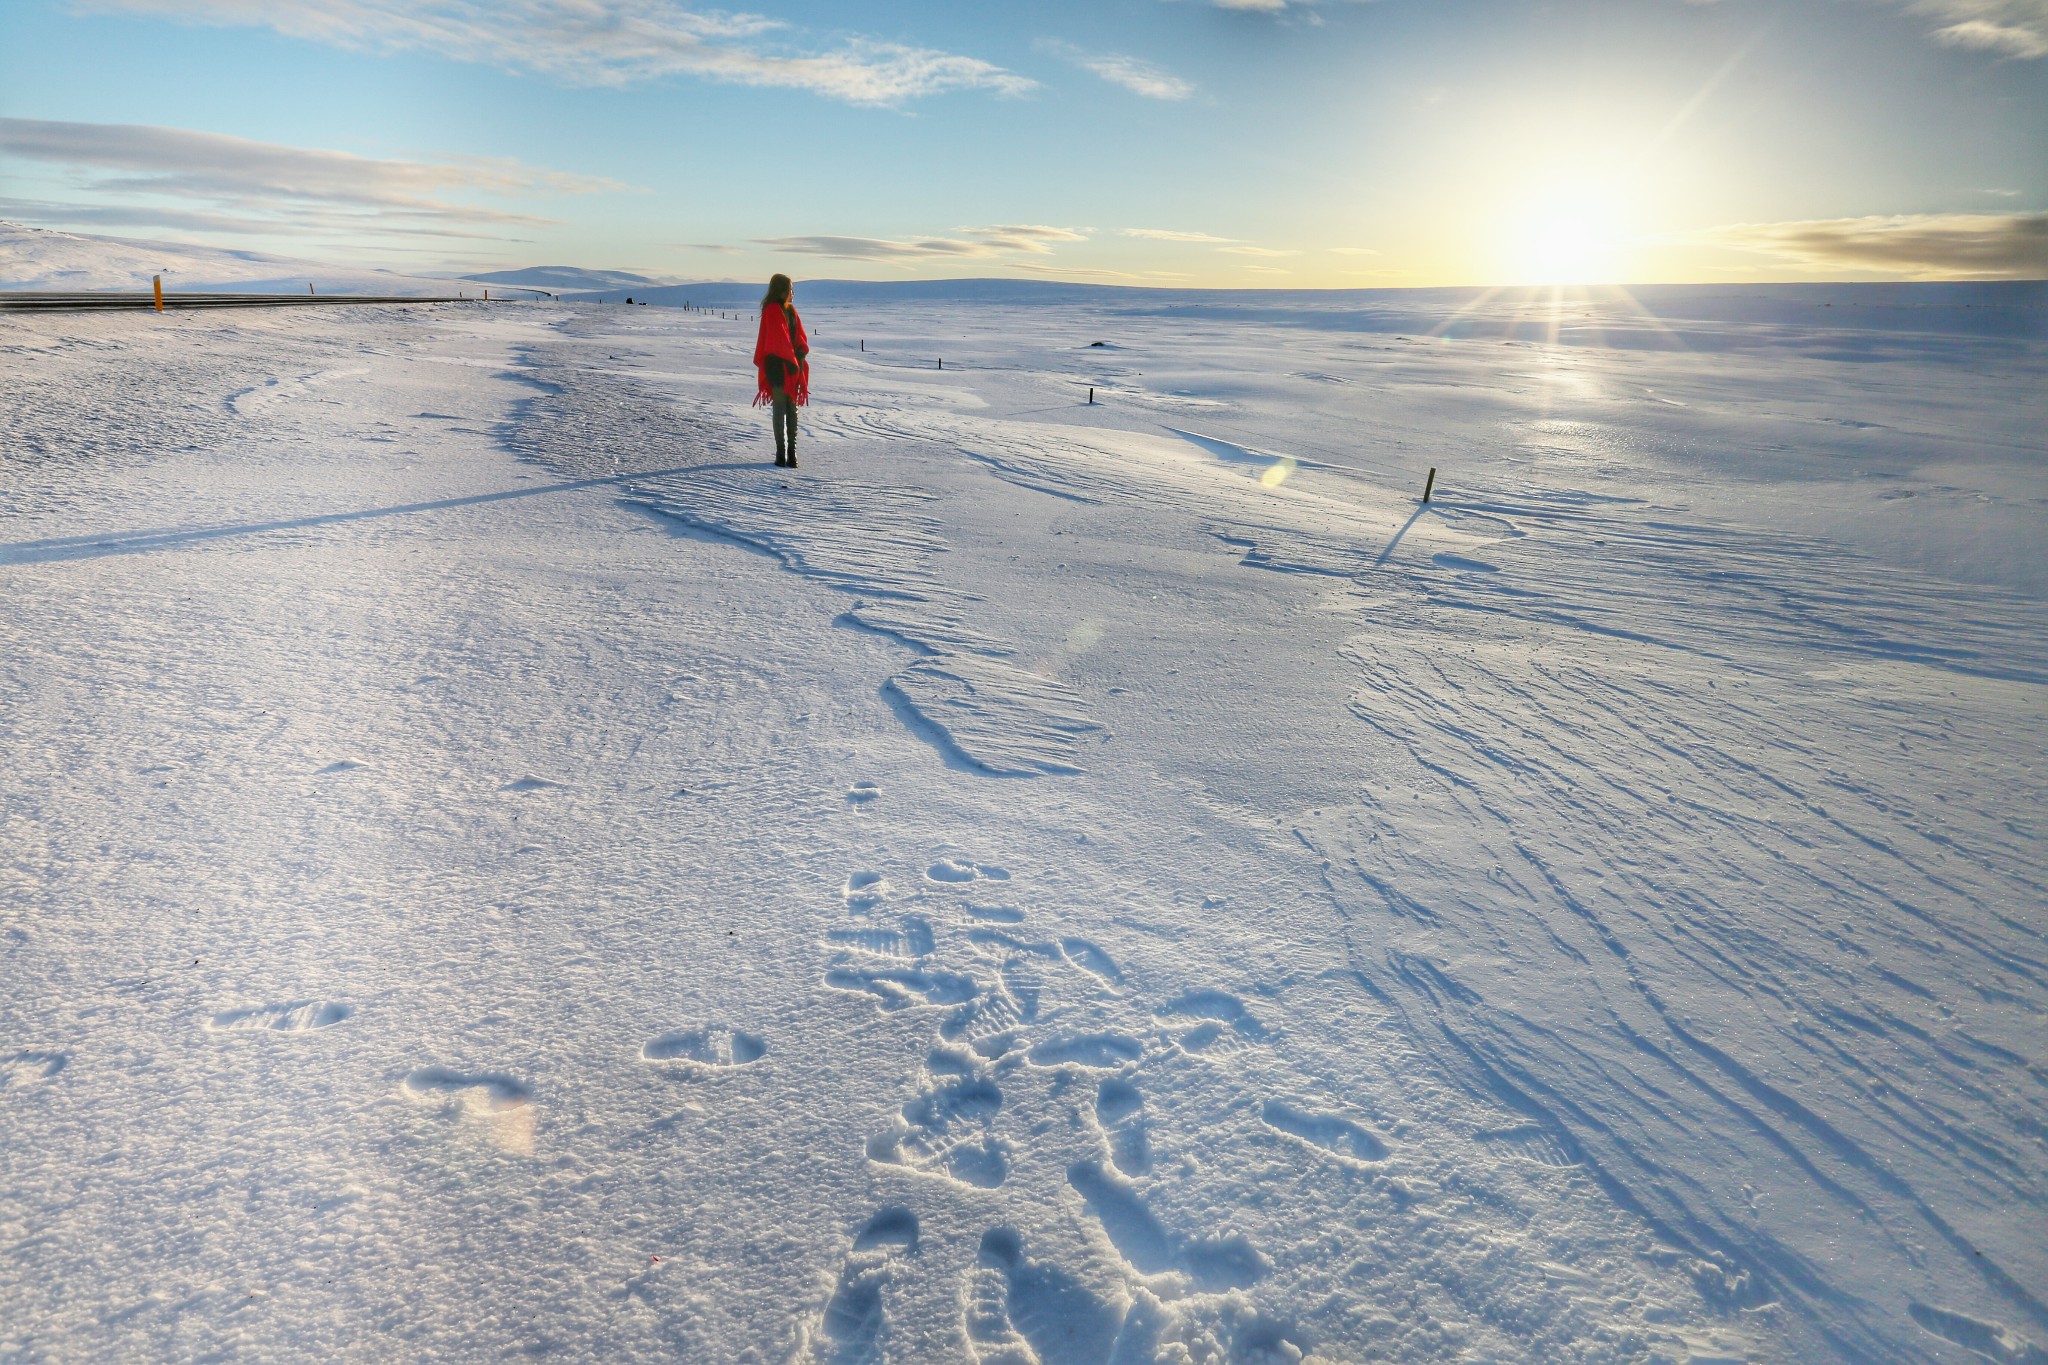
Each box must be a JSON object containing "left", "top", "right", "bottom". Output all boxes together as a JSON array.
[
  {"left": 1700, "top": 211, "right": 2048, "bottom": 277},
  {"left": 1122, "top": 227, "right": 1239, "bottom": 243},
  {"left": 0, "top": 117, "right": 613, "bottom": 241},
  {"left": 80, "top": 0, "right": 1035, "bottom": 102},
  {"left": 1040, "top": 40, "right": 1194, "bottom": 99},
  {"left": 1909, "top": 0, "right": 2048, "bottom": 57},
  {"left": 1329, "top": 246, "right": 1380, "bottom": 256},
  {"left": 1195, "top": 0, "right": 1365, "bottom": 14},
  {"left": 753, "top": 225, "right": 1090, "bottom": 266},
  {"left": 0, "top": 194, "right": 523, "bottom": 240},
  {"left": 1219, "top": 245, "right": 1302, "bottom": 257},
  {"left": 958, "top": 224, "right": 1091, "bottom": 252}
]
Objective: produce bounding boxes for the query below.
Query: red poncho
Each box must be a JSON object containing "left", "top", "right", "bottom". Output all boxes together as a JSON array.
[{"left": 752, "top": 303, "right": 810, "bottom": 407}]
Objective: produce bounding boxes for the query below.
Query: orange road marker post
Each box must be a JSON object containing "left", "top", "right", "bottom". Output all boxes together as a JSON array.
[{"left": 152, "top": 275, "right": 164, "bottom": 313}]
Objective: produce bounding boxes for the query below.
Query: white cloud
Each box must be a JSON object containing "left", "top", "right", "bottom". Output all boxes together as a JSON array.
[
  {"left": 0, "top": 118, "right": 616, "bottom": 242},
  {"left": 0, "top": 194, "right": 528, "bottom": 240},
  {"left": 1700, "top": 211, "right": 2048, "bottom": 277},
  {"left": 1329, "top": 246, "right": 1380, "bottom": 256},
  {"left": 1084, "top": 53, "right": 1195, "bottom": 99},
  {"left": 1195, "top": 0, "right": 1362, "bottom": 13},
  {"left": 753, "top": 225, "right": 1089, "bottom": 266},
  {"left": 1907, "top": 0, "right": 2048, "bottom": 57},
  {"left": 957, "top": 224, "right": 1092, "bottom": 252},
  {"left": 78, "top": 0, "right": 1035, "bottom": 102},
  {"left": 1122, "top": 227, "right": 1239, "bottom": 242},
  {"left": 1038, "top": 39, "right": 1195, "bottom": 100},
  {"left": 1218, "top": 245, "right": 1302, "bottom": 257}
]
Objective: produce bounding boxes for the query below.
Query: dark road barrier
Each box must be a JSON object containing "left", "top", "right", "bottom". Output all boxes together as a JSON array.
[{"left": 0, "top": 292, "right": 490, "bottom": 313}]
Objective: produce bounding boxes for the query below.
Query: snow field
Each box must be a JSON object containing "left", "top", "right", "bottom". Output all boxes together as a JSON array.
[{"left": 2, "top": 287, "right": 2043, "bottom": 1363}]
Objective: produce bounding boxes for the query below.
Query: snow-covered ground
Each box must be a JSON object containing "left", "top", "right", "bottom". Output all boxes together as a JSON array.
[
  {"left": 1, "top": 279, "right": 2043, "bottom": 1363},
  {"left": 0, "top": 220, "right": 469, "bottom": 294}
]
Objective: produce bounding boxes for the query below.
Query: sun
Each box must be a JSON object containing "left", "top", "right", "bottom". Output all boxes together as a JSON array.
[{"left": 1501, "top": 180, "right": 1637, "bottom": 286}]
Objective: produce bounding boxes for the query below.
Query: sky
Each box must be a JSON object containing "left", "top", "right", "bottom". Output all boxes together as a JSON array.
[{"left": 1, "top": 0, "right": 2044, "bottom": 287}]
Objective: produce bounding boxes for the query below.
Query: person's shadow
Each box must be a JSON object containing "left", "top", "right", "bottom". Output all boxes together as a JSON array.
[{"left": 0, "top": 464, "right": 762, "bottom": 566}]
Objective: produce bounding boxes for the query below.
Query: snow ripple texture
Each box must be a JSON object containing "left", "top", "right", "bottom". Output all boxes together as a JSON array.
[{"left": 503, "top": 336, "right": 1104, "bottom": 777}]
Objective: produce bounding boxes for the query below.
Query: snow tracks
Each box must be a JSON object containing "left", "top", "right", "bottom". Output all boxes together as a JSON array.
[
  {"left": 1289, "top": 488, "right": 2048, "bottom": 1360},
  {"left": 504, "top": 331, "right": 1105, "bottom": 779}
]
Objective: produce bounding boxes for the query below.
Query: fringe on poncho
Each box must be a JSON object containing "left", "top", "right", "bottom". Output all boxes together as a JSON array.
[{"left": 752, "top": 304, "right": 809, "bottom": 407}]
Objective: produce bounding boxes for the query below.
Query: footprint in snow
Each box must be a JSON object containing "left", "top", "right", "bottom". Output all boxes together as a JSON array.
[
  {"left": 1908, "top": 1302, "right": 2047, "bottom": 1365},
  {"left": 1095, "top": 1078, "right": 1152, "bottom": 1177},
  {"left": 1261, "top": 1099, "right": 1388, "bottom": 1165},
  {"left": 1026, "top": 1033, "right": 1144, "bottom": 1071},
  {"left": 939, "top": 972, "right": 1036, "bottom": 1059},
  {"left": 927, "top": 859, "right": 1010, "bottom": 885},
  {"left": 842, "top": 871, "right": 888, "bottom": 913},
  {"left": 1155, "top": 989, "right": 1268, "bottom": 1061},
  {"left": 315, "top": 760, "right": 364, "bottom": 775},
  {"left": 867, "top": 1049, "right": 1009, "bottom": 1188},
  {"left": 1056, "top": 937, "right": 1123, "bottom": 988},
  {"left": 825, "top": 964, "right": 977, "bottom": 1013},
  {"left": 828, "top": 927, "right": 912, "bottom": 960},
  {"left": 401, "top": 1067, "right": 536, "bottom": 1153},
  {"left": 965, "top": 1228, "right": 1124, "bottom": 1365},
  {"left": 0, "top": 1051, "right": 68, "bottom": 1091},
  {"left": 206, "top": 1000, "right": 353, "bottom": 1034},
  {"left": 501, "top": 776, "right": 563, "bottom": 793},
  {"left": 1066, "top": 1159, "right": 1267, "bottom": 1289},
  {"left": 403, "top": 1067, "right": 531, "bottom": 1112},
  {"left": 800, "top": 1209, "right": 919, "bottom": 1365},
  {"left": 827, "top": 915, "right": 935, "bottom": 961},
  {"left": 640, "top": 1024, "right": 767, "bottom": 1072},
  {"left": 846, "top": 781, "right": 881, "bottom": 805}
]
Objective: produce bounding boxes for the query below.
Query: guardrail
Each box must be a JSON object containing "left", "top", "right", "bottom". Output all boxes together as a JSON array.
[{"left": 0, "top": 292, "right": 494, "bottom": 313}]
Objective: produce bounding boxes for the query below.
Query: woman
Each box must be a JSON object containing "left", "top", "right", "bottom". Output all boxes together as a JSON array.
[{"left": 752, "top": 273, "right": 809, "bottom": 468}]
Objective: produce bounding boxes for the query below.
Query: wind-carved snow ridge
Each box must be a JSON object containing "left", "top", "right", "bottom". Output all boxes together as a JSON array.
[
  {"left": 502, "top": 331, "right": 1104, "bottom": 777},
  {"left": 1226, "top": 483, "right": 2048, "bottom": 686},
  {"left": 1274, "top": 478, "right": 2048, "bottom": 1360}
]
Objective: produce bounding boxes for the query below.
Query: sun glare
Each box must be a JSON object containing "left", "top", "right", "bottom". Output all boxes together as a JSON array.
[{"left": 1502, "top": 181, "right": 1636, "bottom": 286}]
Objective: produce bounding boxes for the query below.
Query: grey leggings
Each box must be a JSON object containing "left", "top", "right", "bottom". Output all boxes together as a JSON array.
[{"left": 771, "top": 386, "right": 797, "bottom": 458}]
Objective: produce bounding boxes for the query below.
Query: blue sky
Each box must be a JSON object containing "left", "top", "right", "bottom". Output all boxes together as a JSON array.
[{"left": 2, "top": 0, "right": 2043, "bottom": 285}]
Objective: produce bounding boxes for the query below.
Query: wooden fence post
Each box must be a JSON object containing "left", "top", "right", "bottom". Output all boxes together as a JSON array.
[{"left": 1423, "top": 467, "right": 1437, "bottom": 503}]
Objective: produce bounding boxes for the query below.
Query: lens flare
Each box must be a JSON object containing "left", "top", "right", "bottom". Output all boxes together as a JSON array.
[{"left": 1261, "top": 457, "right": 1297, "bottom": 489}]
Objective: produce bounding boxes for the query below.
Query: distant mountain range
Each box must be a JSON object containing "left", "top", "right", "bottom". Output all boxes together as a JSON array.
[{"left": 459, "top": 266, "right": 673, "bottom": 292}]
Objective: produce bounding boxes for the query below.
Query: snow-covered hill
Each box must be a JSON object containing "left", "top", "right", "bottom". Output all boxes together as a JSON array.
[
  {"left": 0, "top": 220, "right": 464, "bottom": 294},
  {"left": 462, "top": 265, "right": 672, "bottom": 292}
]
